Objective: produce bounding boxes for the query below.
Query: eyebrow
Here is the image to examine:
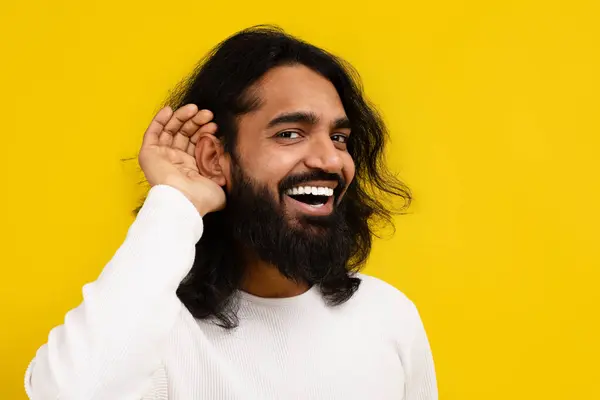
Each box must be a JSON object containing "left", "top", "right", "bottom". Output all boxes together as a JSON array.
[
  {"left": 267, "top": 111, "right": 319, "bottom": 128},
  {"left": 266, "top": 111, "right": 351, "bottom": 131},
  {"left": 332, "top": 117, "right": 351, "bottom": 131}
]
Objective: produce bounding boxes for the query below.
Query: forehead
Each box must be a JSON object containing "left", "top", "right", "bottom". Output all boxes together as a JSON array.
[{"left": 250, "top": 65, "right": 346, "bottom": 121}]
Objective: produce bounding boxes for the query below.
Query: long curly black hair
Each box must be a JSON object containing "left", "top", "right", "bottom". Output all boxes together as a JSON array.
[{"left": 138, "top": 25, "right": 411, "bottom": 329}]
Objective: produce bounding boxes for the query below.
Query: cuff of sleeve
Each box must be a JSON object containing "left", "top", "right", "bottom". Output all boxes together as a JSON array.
[{"left": 136, "top": 185, "right": 204, "bottom": 243}]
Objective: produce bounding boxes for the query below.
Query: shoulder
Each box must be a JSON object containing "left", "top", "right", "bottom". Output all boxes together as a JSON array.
[
  {"left": 354, "top": 273, "right": 418, "bottom": 312},
  {"left": 351, "top": 274, "right": 436, "bottom": 388},
  {"left": 350, "top": 273, "right": 424, "bottom": 337}
]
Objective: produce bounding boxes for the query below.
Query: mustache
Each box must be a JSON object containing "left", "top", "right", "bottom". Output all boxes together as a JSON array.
[{"left": 278, "top": 170, "right": 346, "bottom": 196}]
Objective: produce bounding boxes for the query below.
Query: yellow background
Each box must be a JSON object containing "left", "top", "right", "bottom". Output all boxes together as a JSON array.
[{"left": 1, "top": 0, "right": 599, "bottom": 399}]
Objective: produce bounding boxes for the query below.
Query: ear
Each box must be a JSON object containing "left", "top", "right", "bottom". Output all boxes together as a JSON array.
[{"left": 194, "top": 134, "right": 228, "bottom": 187}]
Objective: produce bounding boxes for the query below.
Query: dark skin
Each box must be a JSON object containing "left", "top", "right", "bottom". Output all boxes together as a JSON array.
[{"left": 141, "top": 65, "right": 355, "bottom": 298}]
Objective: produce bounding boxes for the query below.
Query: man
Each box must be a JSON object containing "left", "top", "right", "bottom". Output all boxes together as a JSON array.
[{"left": 25, "top": 26, "right": 437, "bottom": 399}]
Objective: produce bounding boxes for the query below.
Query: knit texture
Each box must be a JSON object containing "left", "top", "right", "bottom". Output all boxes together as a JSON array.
[{"left": 25, "top": 185, "right": 438, "bottom": 399}]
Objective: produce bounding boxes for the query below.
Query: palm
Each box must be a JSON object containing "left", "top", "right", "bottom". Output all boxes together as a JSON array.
[
  {"left": 139, "top": 105, "right": 226, "bottom": 215},
  {"left": 151, "top": 145, "right": 202, "bottom": 180}
]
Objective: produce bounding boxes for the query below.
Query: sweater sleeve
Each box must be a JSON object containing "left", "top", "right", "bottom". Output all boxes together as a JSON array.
[
  {"left": 24, "top": 185, "right": 203, "bottom": 400},
  {"left": 404, "top": 303, "right": 438, "bottom": 400}
]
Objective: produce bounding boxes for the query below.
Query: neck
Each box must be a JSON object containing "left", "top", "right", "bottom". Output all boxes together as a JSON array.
[{"left": 240, "top": 251, "right": 310, "bottom": 298}]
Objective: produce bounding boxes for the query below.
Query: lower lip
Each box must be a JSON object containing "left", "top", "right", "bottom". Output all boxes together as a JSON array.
[{"left": 284, "top": 194, "right": 334, "bottom": 216}]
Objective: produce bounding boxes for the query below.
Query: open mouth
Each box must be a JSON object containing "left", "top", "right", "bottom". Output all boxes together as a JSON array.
[{"left": 284, "top": 186, "right": 334, "bottom": 208}]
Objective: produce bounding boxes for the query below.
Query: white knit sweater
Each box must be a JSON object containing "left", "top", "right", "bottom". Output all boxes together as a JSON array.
[{"left": 25, "top": 185, "right": 438, "bottom": 400}]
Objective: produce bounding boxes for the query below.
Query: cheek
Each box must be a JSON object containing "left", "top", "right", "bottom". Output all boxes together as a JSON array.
[
  {"left": 245, "top": 151, "right": 299, "bottom": 190},
  {"left": 342, "top": 153, "right": 356, "bottom": 186}
]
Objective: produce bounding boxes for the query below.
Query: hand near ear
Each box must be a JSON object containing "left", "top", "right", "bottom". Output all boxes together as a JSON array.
[{"left": 139, "top": 104, "right": 226, "bottom": 216}]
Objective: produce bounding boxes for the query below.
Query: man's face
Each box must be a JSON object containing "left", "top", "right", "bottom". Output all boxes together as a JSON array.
[
  {"left": 228, "top": 65, "right": 356, "bottom": 228},
  {"left": 220, "top": 65, "right": 357, "bottom": 282}
]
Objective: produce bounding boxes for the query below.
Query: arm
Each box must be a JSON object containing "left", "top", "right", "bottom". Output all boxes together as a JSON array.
[
  {"left": 25, "top": 185, "right": 203, "bottom": 400},
  {"left": 404, "top": 303, "right": 438, "bottom": 400},
  {"left": 25, "top": 103, "right": 224, "bottom": 399}
]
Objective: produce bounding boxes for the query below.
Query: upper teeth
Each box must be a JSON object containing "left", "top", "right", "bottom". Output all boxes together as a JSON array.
[{"left": 285, "top": 186, "right": 334, "bottom": 196}]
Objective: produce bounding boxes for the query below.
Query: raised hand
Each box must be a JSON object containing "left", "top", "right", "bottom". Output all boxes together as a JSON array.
[{"left": 139, "top": 104, "right": 226, "bottom": 216}]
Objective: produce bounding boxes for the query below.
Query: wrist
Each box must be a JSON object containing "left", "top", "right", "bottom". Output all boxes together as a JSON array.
[{"left": 157, "top": 183, "right": 204, "bottom": 217}]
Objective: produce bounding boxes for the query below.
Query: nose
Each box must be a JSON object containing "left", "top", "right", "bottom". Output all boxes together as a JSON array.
[{"left": 304, "top": 134, "right": 344, "bottom": 174}]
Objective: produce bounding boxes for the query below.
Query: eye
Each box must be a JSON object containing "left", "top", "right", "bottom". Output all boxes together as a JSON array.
[
  {"left": 331, "top": 134, "right": 349, "bottom": 144},
  {"left": 277, "top": 131, "right": 301, "bottom": 139}
]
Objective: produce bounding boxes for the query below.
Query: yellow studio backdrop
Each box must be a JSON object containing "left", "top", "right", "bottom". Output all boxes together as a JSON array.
[{"left": 1, "top": 0, "right": 598, "bottom": 398}]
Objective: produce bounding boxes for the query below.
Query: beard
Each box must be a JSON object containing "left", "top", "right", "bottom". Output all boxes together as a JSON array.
[{"left": 223, "top": 161, "right": 354, "bottom": 285}]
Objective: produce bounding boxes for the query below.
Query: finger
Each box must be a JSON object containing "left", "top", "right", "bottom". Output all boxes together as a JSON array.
[
  {"left": 158, "top": 104, "right": 198, "bottom": 146},
  {"left": 158, "top": 129, "right": 173, "bottom": 146},
  {"left": 186, "top": 142, "right": 195, "bottom": 156},
  {"left": 185, "top": 122, "right": 219, "bottom": 156},
  {"left": 164, "top": 104, "right": 198, "bottom": 135},
  {"left": 142, "top": 107, "right": 173, "bottom": 147},
  {"left": 180, "top": 109, "right": 214, "bottom": 137},
  {"left": 173, "top": 110, "right": 214, "bottom": 151},
  {"left": 172, "top": 132, "right": 189, "bottom": 151},
  {"left": 190, "top": 122, "right": 218, "bottom": 144}
]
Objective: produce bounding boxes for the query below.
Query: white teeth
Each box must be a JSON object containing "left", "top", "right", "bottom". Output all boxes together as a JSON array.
[
  {"left": 284, "top": 186, "right": 335, "bottom": 196},
  {"left": 310, "top": 203, "right": 325, "bottom": 208}
]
